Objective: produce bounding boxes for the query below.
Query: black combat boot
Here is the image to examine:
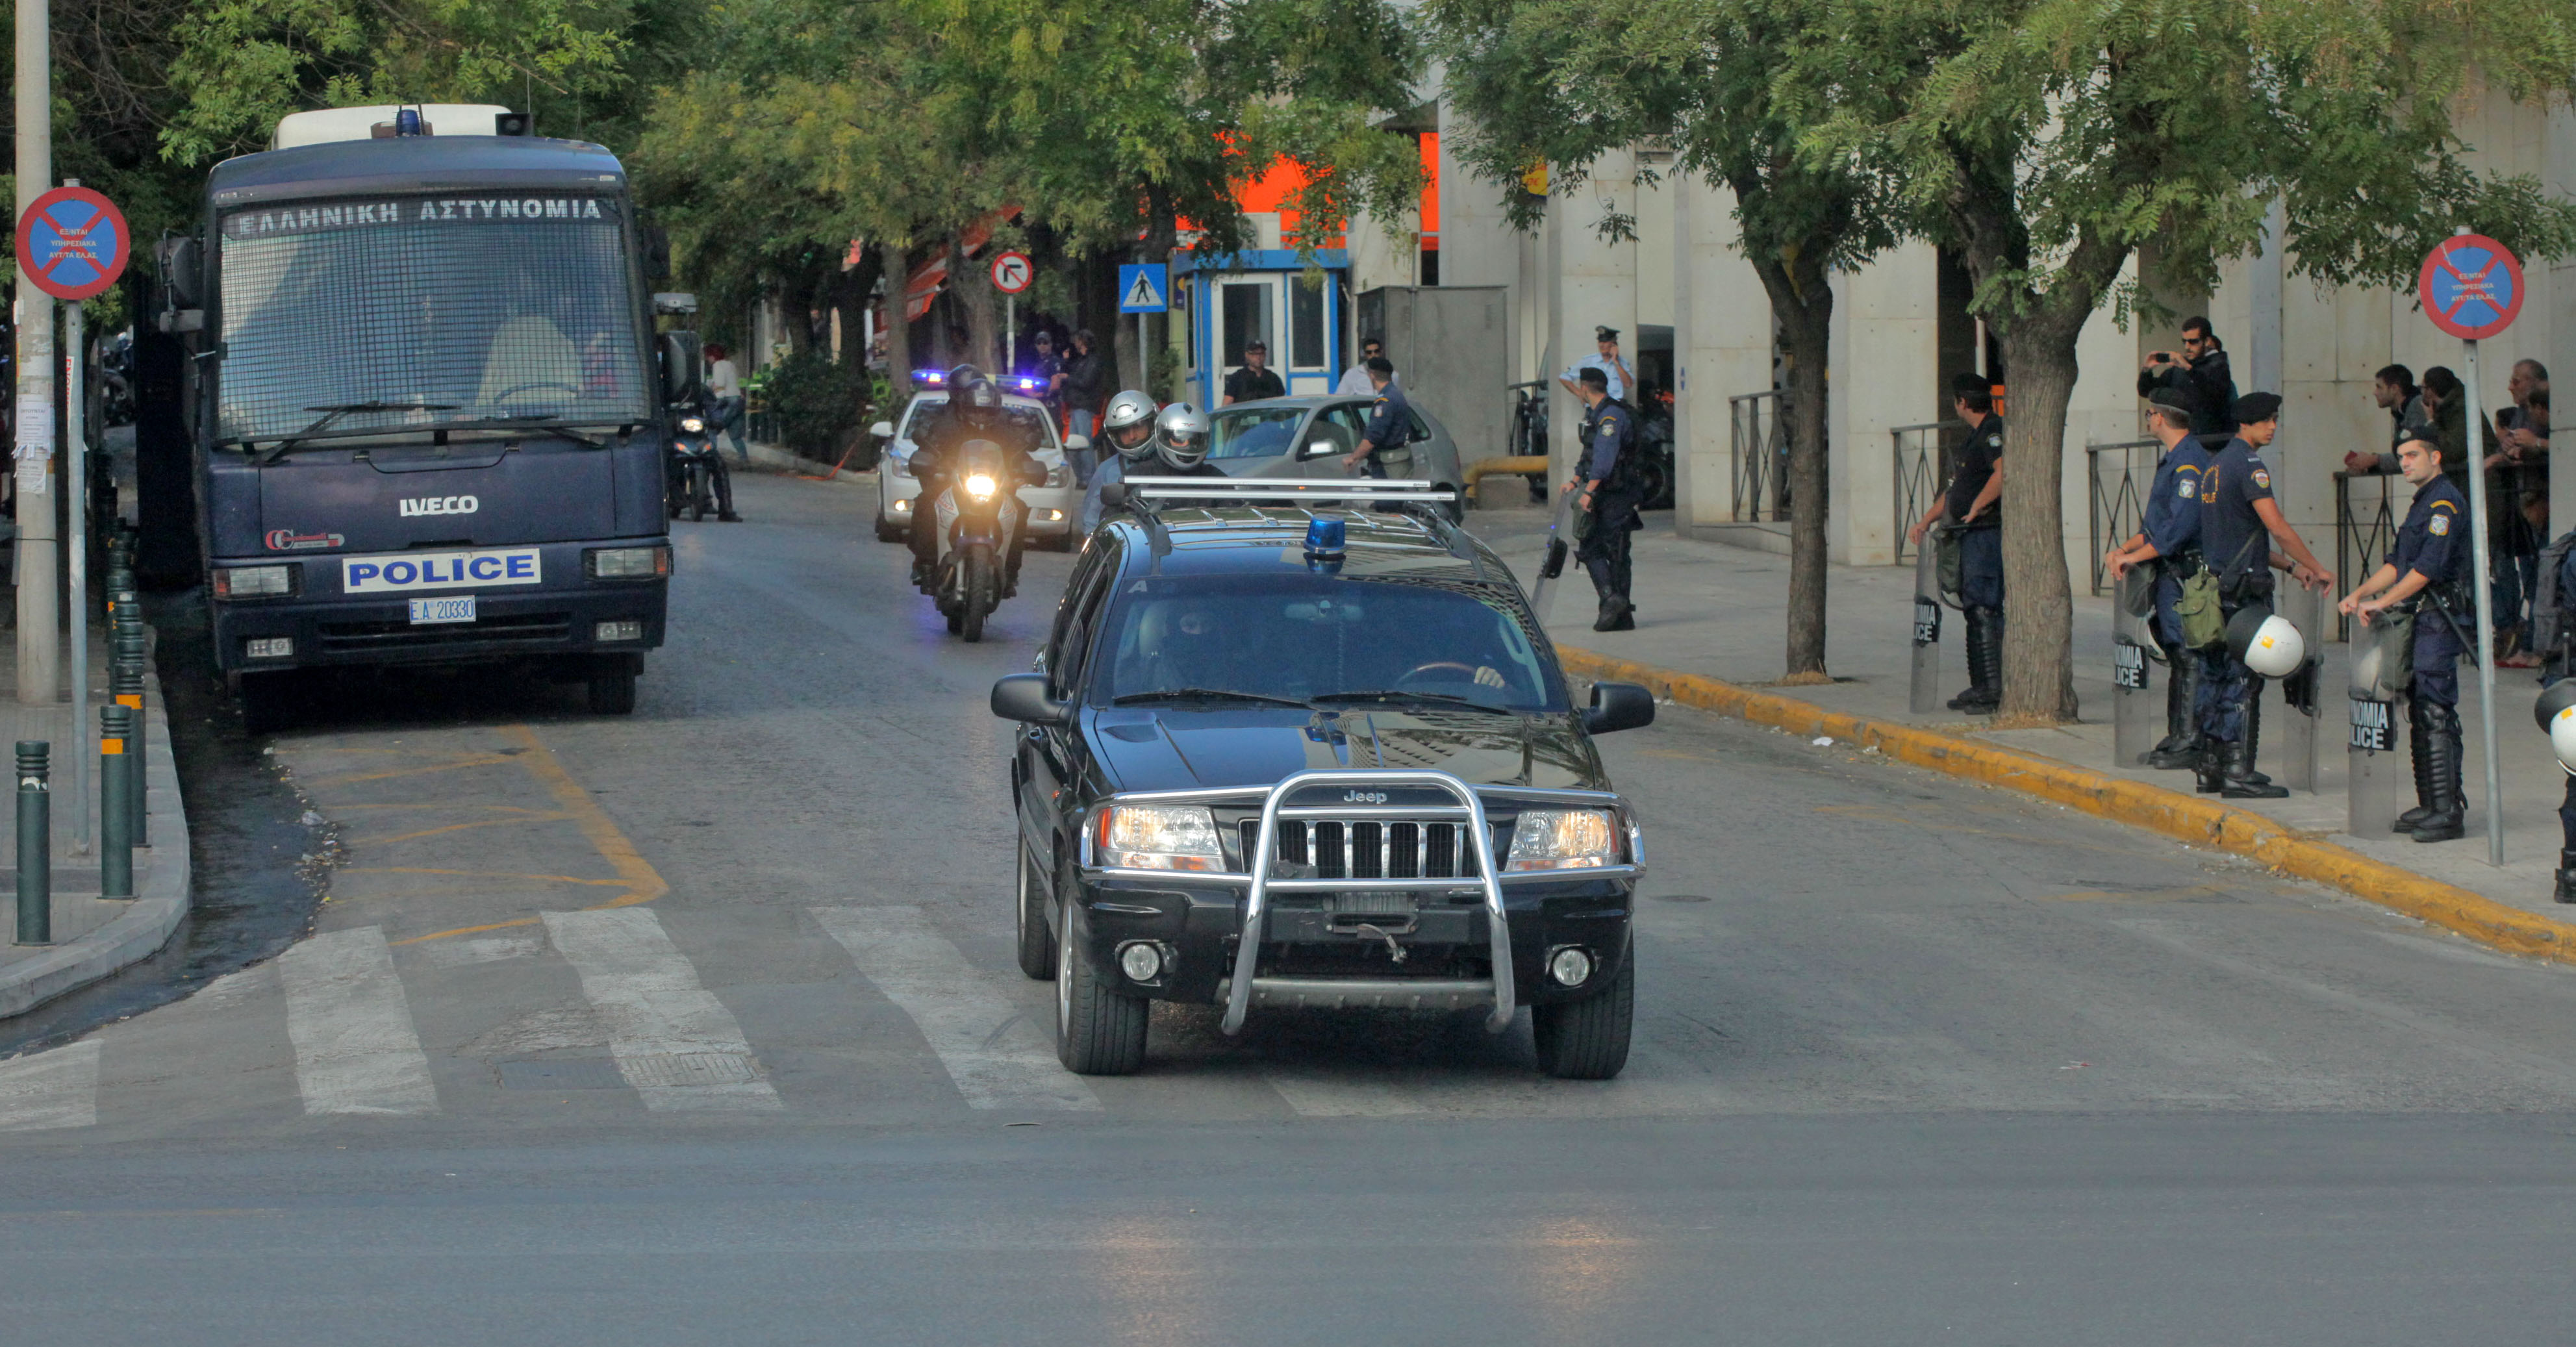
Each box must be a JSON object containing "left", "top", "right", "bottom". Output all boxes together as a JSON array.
[
  {"left": 2409, "top": 703, "right": 2466, "bottom": 842},
  {"left": 1585, "top": 559, "right": 1631, "bottom": 632},
  {"left": 2146, "top": 646, "right": 2202, "bottom": 769},
  {"left": 2393, "top": 699, "right": 2436, "bottom": 833},
  {"left": 2219, "top": 731, "right": 2288, "bottom": 798},
  {"left": 2192, "top": 736, "right": 2227, "bottom": 794},
  {"left": 2555, "top": 851, "right": 2576, "bottom": 904},
  {"left": 1949, "top": 608, "right": 2002, "bottom": 713},
  {"left": 2236, "top": 687, "right": 2276, "bottom": 788}
]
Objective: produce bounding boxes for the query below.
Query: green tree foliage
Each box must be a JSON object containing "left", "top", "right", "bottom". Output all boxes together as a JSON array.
[
  {"left": 1430, "top": 0, "right": 1903, "bottom": 681},
  {"left": 1786, "top": 0, "right": 2576, "bottom": 722}
]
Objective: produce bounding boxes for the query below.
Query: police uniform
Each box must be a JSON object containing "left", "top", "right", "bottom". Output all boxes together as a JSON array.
[
  {"left": 2388, "top": 472, "right": 2471, "bottom": 840},
  {"left": 2140, "top": 431, "right": 2215, "bottom": 764},
  {"left": 1944, "top": 415, "right": 2006, "bottom": 711},
  {"left": 1357, "top": 381, "right": 1415, "bottom": 479},
  {"left": 2193, "top": 434, "right": 2279, "bottom": 792},
  {"left": 1575, "top": 396, "right": 1641, "bottom": 630},
  {"left": 909, "top": 399, "right": 1046, "bottom": 592}
]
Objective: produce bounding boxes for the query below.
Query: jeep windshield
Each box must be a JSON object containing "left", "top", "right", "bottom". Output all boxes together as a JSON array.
[
  {"left": 1093, "top": 573, "right": 1565, "bottom": 712},
  {"left": 215, "top": 194, "right": 651, "bottom": 447}
]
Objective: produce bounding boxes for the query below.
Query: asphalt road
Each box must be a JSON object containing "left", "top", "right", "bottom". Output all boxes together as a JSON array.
[{"left": 6, "top": 468, "right": 2576, "bottom": 1343}]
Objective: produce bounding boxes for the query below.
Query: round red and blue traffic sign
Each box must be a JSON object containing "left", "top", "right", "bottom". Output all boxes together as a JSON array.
[
  {"left": 15, "top": 186, "right": 129, "bottom": 302},
  {"left": 2419, "top": 233, "right": 2523, "bottom": 341}
]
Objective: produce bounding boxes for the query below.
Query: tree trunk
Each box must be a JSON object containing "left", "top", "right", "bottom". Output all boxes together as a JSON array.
[
  {"left": 1760, "top": 268, "right": 1834, "bottom": 681},
  {"left": 881, "top": 243, "right": 913, "bottom": 388},
  {"left": 954, "top": 241, "right": 1000, "bottom": 373},
  {"left": 1995, "top": 316, "right": 2084, "bottom": 723}
]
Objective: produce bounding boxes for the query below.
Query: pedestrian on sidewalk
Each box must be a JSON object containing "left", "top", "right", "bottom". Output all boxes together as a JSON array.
[
  {"left": 705, "top": 344, "right": 748, "bottom": 464},
  {"left": 2136, "top": 317, "right": 2239, "bottom": 444},
  {"left": 2195, "top": 392, "right": 2333, "bottom": 799},
  {"left": 1908, "top": 373, "right": 2006, "bottom": 713},
  {"left": 1554, "top": 366, "right": 1640, "bottom": 631},
  {"left": 2103, "top": 388, "right": 2215, "bottom": 768},
  {"left": 2342, "top": 364, "right": 2432, "bottom": 475},
  {"left": 1339, "top": 337, "right": 1393, "bottom": 396},
  {"left": 1061, "top": 330, "right": 1108, "bottom": 485},
  {"left": 2340, "top": 437, "right": 2473, "bottom": 842},
  {"left": 2492, "top": 361, "right": 2551, "bottom": 662}
]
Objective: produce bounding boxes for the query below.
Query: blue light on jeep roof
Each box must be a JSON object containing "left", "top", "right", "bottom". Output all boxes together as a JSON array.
[
  {"left": 1304, "top": 517, "right": 1346, "bottom": 559},
  {"left": 395, "top": 107, "right": 424, "bottom": 137}
]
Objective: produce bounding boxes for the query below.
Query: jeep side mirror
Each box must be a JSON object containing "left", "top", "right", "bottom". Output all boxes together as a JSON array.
[
  {"left": 991, "top": 672, "right": 1070, "bottom": 725},
  {"left": 1580, "top": 681, "right": 1655, "bottom": 735},
  {"left": 1098, "top": 483, "right": 1129, "bottom": 510},
  {"left": 658, "top": 331, "right": 704, "bottom": 406}
]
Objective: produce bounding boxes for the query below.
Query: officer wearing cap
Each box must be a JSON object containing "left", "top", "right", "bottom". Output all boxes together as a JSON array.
[
  {"left": 2340, "top": 435, "right": 2473, "bottom": 842},
  {"left": 1908, "top": 373, "right": 2006, "bottom": 712},
  {"left": 2195, "top": 390, "right": 2332, "bottom": 798},
  {"left": 1558, "top": 326, "right": 1634, "bottom": 403},
  {"left": 1560, "top": 366, "right": 1641, "bottom": 630},
  {"left": 2103, "top": 388, "right": 2216, "bottom": 767}
]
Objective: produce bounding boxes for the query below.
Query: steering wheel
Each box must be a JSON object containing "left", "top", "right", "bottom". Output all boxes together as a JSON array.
[
  {"left": 490, "top": 381, "right": 583, "bottom": 403},
  {"left": 1396, "top": 661, "right": 1480, "bottom": 686}
]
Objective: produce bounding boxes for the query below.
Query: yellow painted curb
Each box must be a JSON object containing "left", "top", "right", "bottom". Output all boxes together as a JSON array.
[{"left": 1558, "top": 644, "right": 2576, "bottom": 965}]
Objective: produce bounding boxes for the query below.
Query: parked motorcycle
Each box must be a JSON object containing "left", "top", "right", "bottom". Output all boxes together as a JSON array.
[
  {"left": 667, "top": 409, "right": 723, "bottom": 522},
  {"left": 922, "top": 436, "right": 1024, "bottom": 642}
]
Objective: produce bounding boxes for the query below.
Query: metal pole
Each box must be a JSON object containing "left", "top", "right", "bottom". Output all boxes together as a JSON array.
[
  {"left": 13, "top": 0, "right": 55, "bottom": 708},
  {"left": 1004, "top": 294, "right": 1015, "bottom": 375},
  {"left": 97, "top": 704, "right": 129, "bottom": 899},
  {"left": 1137, "top": 313, "right": 1149, "bottom": 399},
  {"left": 112, "top": 623, "right": 144, "bottom": 846},
  {"left": 15, "top": 740, "right": 46, "bottom": 944},
  {"left": 63, "top": 296, "right": 85, "bottom": 853},
  {"left": 2461, "top": 336, "right": 2505, "bottom": 864}
]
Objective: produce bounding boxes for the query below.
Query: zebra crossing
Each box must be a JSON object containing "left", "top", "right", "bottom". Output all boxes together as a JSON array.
[{"left": 0, "top": 903, "right": 1677, "bottom": 1137}]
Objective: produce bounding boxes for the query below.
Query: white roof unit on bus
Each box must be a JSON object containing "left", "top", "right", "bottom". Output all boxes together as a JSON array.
[{"left": 270, "top": 105, "right": 516, "bottom": 150}]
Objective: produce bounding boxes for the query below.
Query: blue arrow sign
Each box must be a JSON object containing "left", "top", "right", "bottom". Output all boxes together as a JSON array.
[{"left": 1118, "top": 263, "right": 1168, "bottom": 314}]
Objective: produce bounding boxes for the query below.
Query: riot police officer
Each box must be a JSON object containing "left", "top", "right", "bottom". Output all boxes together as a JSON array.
[
  {"left": 1560, "top": 366, "right": 1640, "bottom": 631},
  {"left": 1908, "top": 373, "right": 2006, "bottom": 712},
  {"left": 1341, "top": 358, "right": 1415, "bottom": 479},
  {"left": 2340, "top": 436, "right": 2472, "bottom": 841},
  {"left": 1080, "top": 389, "right": 1160, "bottom": 533},
  {"left": 909, "top": 370, "right": 1044, "bottom": 594},
  {"left": 2195, "top": 391, "right": 2333, "bottom": 798},
  {"left": 2103, "top": 389, "right": 2214, "bottom": 766}
]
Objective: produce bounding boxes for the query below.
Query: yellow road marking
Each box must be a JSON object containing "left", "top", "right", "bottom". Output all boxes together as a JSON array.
[
  {"left": 303, "top": 753, "right": 516, "bottom": 787},
  {"left": 340, "top": 866, "right": 629, "bottom": 887},
  {"left": 346, "top": 811, "right": 575, "bottom": 848}
]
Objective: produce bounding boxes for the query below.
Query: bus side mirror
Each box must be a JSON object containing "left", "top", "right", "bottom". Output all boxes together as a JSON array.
[
  {"left": 158, "top": 236, "right": 201, "bottom": 308},
  {"left": 659, "top": 331, "right": 704, "bottom": 406}
]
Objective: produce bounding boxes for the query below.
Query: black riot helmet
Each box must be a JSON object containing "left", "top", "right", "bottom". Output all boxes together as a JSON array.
[{"left": 955, "top": 372, "right": 1004, "bottom": 427}]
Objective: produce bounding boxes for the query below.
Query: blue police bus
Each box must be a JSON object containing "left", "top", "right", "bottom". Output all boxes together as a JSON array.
[{"left": 160, "top": 105, "right": 688, "bottom": 715}]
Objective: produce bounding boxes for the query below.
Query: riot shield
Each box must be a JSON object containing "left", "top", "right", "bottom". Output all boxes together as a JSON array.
[
  {"left": 2111, "top": 565, "right": 2161, "bottom": 765},
  {"left": 2275, "top": 581, "right": 2322, "bottom": 792},
  {"left": 1910, "top": 543, "right": 1943, "bottom": 715},
  {"left": 1527, "top": 489, "right": 1575, "bottom": 626},
  {"left": 2347, "top": 611, "right": 2412, "bottom": 834}
]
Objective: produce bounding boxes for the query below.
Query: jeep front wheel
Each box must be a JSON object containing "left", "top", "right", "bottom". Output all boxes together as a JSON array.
[{"left": 1055, "top": 899, "right": 1148, "bottom": 1074}]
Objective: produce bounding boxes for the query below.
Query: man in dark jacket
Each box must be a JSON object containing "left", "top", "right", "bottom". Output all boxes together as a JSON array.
[
  {"left": 2137, "top": 316, "right": 2239, "bottom": 443},
  {"left": 1058, "top": 330, "right": 1109, "bottom": 484}
]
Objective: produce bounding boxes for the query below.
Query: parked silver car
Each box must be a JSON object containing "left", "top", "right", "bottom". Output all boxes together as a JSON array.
[{"left": 1205, "top": 395, "right": 1467, "bottom": 520}]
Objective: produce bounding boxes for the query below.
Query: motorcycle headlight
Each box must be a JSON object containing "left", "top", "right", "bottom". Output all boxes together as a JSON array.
[
  {"left": 679, "top": 416, "right": 706, "bottom": 433},
  {"left": 963, "top": 473, "right": 1000, "bottom": 499},
  {"left": 1505, "top": 809, "right": 1620, "bottom": 872},
  {"left": 1097, "top": 805, "right": 1223, "bottom": 872}
]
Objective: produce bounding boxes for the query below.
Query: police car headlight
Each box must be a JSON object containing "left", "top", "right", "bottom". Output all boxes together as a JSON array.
[
  {"left": 1098, "top": 805, "right": 1223, "bottom": 872},
  {"left": 964, "top": 473, "right": 1000, "bottom": 500},
  {"left": 1506, "top": 809, "right": 1619, "bottom": 872},
  {"left": 679, "top": 416, "right": 706, "bottom": 433},
  {"left": 1046, "top": 463, "right": 1069, "bottom": 488},
  {"left": 214, "top": 564, "right": 297, "bottom": 599}
]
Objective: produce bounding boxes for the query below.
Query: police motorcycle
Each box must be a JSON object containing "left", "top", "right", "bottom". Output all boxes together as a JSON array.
[
  {"left": 919, "top": 379, "right": 1040, "bottom": 642},
  {"left": 666, "top": 398, "right": 724, "bottom": 522}
]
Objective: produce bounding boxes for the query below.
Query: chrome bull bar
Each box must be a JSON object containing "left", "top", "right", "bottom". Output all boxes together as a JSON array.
[{"left": 1223, "top": 768, "right": 1514, "bottom": 1037}]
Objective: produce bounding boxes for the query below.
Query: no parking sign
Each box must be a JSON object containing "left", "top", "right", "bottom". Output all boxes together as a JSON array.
[
  {"left": 16, "top": 186, "right": 130, "bottom": 302},
  {"left": 2419, "top": 234, "right": 2523, "bottom": 340}
]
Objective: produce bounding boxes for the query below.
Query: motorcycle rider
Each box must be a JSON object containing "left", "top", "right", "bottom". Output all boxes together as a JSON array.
[
  {"left": 909, "top": 369, "right": 1045, "bottom": 594},
  {"left": 1136, "top": 402, "right": 1228, "bottom": 510},
  {"left": 668, "top": 387, "right": 742, "bottom": 522},
  {"left": 1080, "top": 390, "right": 1162, "bottom": 532}
]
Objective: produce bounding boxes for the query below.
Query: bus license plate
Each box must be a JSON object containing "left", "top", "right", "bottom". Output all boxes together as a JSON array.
[{"left": 409, "top": 595, "right": 476, "bottom": 625}]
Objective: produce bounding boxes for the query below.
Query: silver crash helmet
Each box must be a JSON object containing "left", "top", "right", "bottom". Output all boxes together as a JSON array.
[
  {"left": 2225, "top": 604, "right": 2305, "bottom": 679},
  {"left": 1155, "top": 402, "right": 1211, "bottom": 470},
  {"left": 2537, "top": 680, "right": 2576, "bottom": 775},
  {"left": 1102, "top": 390, "right": 1159, "bottom": 461}
]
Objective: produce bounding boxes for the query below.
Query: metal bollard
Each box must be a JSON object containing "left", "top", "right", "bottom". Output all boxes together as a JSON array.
[
  {"left": 99, "top": 707, "right": 133, "bottom": 900},
  {"left": 112, "top": 629, "right": 148, "bottom": 847},
  {"left": 16, "top": 743, "right": 49, "bottom": 946}
]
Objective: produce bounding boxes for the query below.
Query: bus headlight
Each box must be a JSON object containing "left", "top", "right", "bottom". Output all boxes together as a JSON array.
[
  {"left": 214, "top": 564, "right": 297, "bottom": 599},
  {"left": 1098, "top": 805, "right": 1222, "bottom": 872},
  {"left": 1506, "top": 809, "right": 1619, "bottom": 872},
  {"left": 964, "top": 473, "right": 1000, "bottom": 500}
]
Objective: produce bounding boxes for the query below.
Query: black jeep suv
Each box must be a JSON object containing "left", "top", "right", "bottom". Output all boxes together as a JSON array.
[{"left": 990, "top": 481, "right": 1654, "bottom": 1079}]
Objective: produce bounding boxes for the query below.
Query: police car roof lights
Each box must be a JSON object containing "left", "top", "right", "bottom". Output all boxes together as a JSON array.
[
  {"left": 911, "top": 368, "right": 948, "bottom": 387},
  {"left": 1304, "top": 517, "right": 1347, "bottom": 559},
  {"left": 1006, "top": 375, "right": 1045, "bottom": 395}
]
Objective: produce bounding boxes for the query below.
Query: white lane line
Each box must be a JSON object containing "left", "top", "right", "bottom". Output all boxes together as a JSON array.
[
  {"left": 811, "top": 905, "right": 1102, "bottom": 1111},
  {"left": 1261, "top": 1067, "right": 1430, "bottom": 1117},
  {"left": 0, "top": 1040, "right": 101, "bottom": 1132},
  {"left": 542, "top": 909, "right": 782, "bottom": 1113},
  {"left": 279, "top": 925, "right": 438, "bottom": 1116}
]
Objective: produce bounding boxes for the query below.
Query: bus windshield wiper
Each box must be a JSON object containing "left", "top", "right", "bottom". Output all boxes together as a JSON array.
[
  {"left": 258, "top": 401, "right": 458, "bottom": 463},
  {"left": 463, "top": 413, "right": 637, "bottom": 447},
  {"left": 1111, "top": 688, "right": 1311, "bottom": 708}
]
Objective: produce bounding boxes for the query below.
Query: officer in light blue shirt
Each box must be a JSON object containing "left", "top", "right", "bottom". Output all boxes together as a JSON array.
[{"left": 1558, "top": 325, "right": 1633, "bottom": 403}]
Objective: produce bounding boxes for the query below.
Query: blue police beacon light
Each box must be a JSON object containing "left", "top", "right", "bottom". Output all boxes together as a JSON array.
[
  {"left": 394, "top": 107, "right": 425, "bottom": 137},
  {"left": 1304, "top": 518, "right": 1346, "bottom": 572}
]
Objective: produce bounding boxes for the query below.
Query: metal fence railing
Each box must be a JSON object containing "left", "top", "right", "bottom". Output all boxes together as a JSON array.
[
  {"left": 1891, "top": 420, "right": 1966, "bottom": 566},
  {"left": 2085, "top": 438, "right": 2160, "bottom": 596},
  {"left": 1728, "top": 391, "right": 1788, "bottom": 522},
  {"left": 2334, "top": 471, "right": 2401, "bottom": 643}
]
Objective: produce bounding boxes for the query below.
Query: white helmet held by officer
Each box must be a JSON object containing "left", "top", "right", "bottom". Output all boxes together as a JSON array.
[
  {"left": 2537, "top": 681, "right": 2576, "bottom": 775},
  {"left": 2227, "top": 605, "right": 2305, "bottom": 679}
]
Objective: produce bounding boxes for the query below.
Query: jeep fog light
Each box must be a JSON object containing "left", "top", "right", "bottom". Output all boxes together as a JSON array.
[
  {"left": 246, "top": 637, "right": 294, "bottom": 659},
  {"left": 595, "top": 619, "right": 644, "bottom": 642},
  {"left": 1506, "top": 809, "right": 1619, "bottom": 872},
  {"left": 1548, "top": 946, "right": 1593, "bottom": 987},
  {"left": 1098, "top": 805, "right": 1223, "bottom": 872},
  {"left": 1117, "top": 940, "right": 1164, "bottom": 982}
]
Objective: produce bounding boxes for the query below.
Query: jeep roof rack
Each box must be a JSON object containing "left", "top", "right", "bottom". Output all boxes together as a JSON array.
[{"left": 1109, "top": 477, "right": 1477, "bottom": 569}]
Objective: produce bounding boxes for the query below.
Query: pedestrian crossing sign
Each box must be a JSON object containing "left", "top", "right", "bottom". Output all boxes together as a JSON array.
[{"left": 1118, "top": 263, "right": 1168, "bottom": 314}]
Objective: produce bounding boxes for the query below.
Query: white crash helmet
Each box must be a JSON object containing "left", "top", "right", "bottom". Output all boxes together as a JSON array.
[
  {"left": 1102, "top": 390, "right": 1159, "bottom": 461},
  {"left": 1155, "top": 401, "right": 1211, "bottom": 470},
  {"left": 2227, "top": 605, "right": 2305, "bottom": 679},
  {"left": 2536, "top": 681, "right": 2576, "bottom": 775}
]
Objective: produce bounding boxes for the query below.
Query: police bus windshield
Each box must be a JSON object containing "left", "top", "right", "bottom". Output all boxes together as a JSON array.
[
  {"left": 1095, "top": 575, "right": 1564, "bottom": 712},
  {"left": 216, "top": 194, "right": 651, "bottom": 445}
]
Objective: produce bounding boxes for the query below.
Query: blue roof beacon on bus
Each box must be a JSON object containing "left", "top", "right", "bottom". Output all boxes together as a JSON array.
[{"left": 161, "top": 103, "right": 694, "bottom": 716}]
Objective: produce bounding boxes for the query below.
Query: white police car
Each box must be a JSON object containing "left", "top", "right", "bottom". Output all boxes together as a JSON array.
[{"left": 870, "top": 371, "right": 1081, "bottom": 548}]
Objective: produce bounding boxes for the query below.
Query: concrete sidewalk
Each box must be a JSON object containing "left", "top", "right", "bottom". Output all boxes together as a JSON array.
[{"left": 1468, "top": 507, "right": 2576, "bottom": 924}]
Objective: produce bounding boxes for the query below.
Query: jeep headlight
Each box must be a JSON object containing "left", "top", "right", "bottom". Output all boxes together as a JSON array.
[
  {"left": 964, "top": 473, "right": 1000, "bottom": 500},
  {"left": 1506, "top": 809, "right": 1619, "bottom": 872},
  {"left": 1098, "top": 805, "right": 1223, "bottom": 872}
]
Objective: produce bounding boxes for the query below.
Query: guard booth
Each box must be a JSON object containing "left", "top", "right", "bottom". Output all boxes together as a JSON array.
[{"left": 1177, "top": 250, "right": 1348, "bottom": 408}]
